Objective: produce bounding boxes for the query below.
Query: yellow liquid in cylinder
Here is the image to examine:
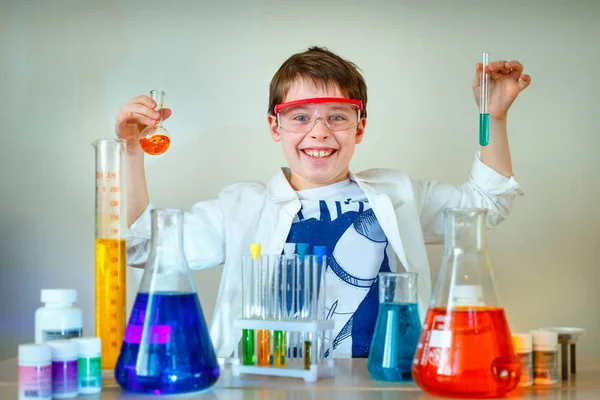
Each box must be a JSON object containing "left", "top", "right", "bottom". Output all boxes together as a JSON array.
[{"left": 95, "top": 238, "right": 126, "bottom": 370}]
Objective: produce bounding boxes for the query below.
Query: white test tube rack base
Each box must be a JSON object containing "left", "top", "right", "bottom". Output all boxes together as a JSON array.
[{"left": 232, "top": 318, "right": 335, "bottom": 382}]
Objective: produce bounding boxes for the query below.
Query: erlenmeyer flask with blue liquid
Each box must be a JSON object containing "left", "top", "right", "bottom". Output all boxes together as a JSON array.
[
  {"left": 367, "top": 272, "right": 421, "bottom": 381},
  {"left": 114, "top": 208, "right": 220, "bottom": 394}
]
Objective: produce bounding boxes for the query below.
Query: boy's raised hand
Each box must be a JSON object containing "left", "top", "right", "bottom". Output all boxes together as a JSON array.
[
  {"left": 472, "top": 60, "right": 531, "bottom": 121},
  {"left": 115, "top": 95, "right": 172, "bottom": 142}
]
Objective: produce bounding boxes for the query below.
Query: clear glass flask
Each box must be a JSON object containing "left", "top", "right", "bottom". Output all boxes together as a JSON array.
[
  {"left": 139, "top": 90, "right": 170, "bottom": 155},
  {"left": 114, "top": 209, "right": 220, "bottom": 394},
  {"left": 92, "top": 139, "right": 127, "bottom": 371},
  {"left": 412, "top": 208, "right": 521, "bottom": 398},
  {"left": 367, "top": 272, "right": 421, "bottom": 381}
]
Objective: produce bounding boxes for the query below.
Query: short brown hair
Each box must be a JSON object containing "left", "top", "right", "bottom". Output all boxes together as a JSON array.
[{"left": 268, "top": 46, "right": 367, "bottom": 117}]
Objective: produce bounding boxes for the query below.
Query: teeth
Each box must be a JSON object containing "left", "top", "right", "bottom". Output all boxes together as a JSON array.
[{"left": 305, "top": 149, "right": 333, "bottom": 158}]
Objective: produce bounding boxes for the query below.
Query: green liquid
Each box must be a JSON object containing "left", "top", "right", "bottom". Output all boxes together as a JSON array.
[
  {"left": 273, "top": 331, "right": 285, "bottom": 367},
  {"left": 77, "top": 356, "right": 101, "bottom": 390},
  {"left": 242, "top": 329, "right": 255, "bottom": 365},
  {"left": 479, "top": 113, "right": 490, "bottom": 146}
]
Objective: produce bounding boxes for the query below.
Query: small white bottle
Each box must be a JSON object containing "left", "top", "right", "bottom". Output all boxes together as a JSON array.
[
  {"left": 512, "top": 333, "right": 533, "bottom": 386},
  {"left": 35, "top": 289, "right": 83, "bottom": 344},
  {"left": 70, "top": 337, "right": 102, "bottom": 394},
  {"left": 531, "top": 329, "right": 559, "bottom": 385},
  {"left": 18, "top": 343, "right": 52, "bottom": 400},
  {"left": 46, "top": 340, "right": 79, "bottom": 398}
]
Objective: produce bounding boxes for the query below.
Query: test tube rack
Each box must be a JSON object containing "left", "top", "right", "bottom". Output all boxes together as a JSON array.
[
  {"left": 232, "top": 252, "right": 335, "bottom": 382},
  {"left": 232, "top": 319, "right": 335, "bottom": 382}
]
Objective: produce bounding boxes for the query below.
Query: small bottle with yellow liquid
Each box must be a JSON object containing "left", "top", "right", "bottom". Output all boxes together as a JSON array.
[{"left": 139, "top": 89, "right": 171, "bottom": 155}]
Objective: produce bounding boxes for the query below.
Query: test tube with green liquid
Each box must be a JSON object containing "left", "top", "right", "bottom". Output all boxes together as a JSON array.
[
  {"left": 479, "top": 52, "right": 490, "bottom": 147},
  {"left": 242, "top": 244, "right": 261, "bottom": 365}
]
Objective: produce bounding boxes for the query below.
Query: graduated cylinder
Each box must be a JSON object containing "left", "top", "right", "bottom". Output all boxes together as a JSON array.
[{"left": 93, "top": 139, "right": 127, "bottom": 370}]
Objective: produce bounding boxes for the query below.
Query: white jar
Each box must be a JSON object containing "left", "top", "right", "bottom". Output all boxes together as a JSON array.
[
  {"left": 512, "top": 333, "right": 533, "bottom": 386},
  {"left": 18, "top": 343, "right": 52, "bottom": 400},
  {"left": 47, "top": 340, "right": 79, "bottom": 398},
  {"left": 531, "top": 329, "right": 559, "bottom": 385},
  {"left": 70, "top": 337, "right": 102, "bottom": 394},
  {"left": 35, "top": 289, "right": 83, "bottom": 344}
]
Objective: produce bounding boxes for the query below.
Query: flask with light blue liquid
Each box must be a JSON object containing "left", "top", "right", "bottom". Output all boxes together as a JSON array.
[{"left": 367, "top": 272, "right": 421, "bottom": 382}]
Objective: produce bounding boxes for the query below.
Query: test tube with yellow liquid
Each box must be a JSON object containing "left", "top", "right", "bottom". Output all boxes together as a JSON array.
[{"left": 93, "top": 139, "right": 127, "bottom": 371}]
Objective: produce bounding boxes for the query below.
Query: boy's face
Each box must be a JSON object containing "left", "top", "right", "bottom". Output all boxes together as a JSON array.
[{"left": 268, "top": 79, "right": 366, "bottom": 190}]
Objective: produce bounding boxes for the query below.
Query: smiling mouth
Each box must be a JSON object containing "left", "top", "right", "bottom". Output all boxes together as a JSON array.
[{"left": 302, "top": 149, "right": 336, "bottom": 159}]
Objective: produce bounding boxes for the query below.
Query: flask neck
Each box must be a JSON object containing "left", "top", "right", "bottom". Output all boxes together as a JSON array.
[
  {"left": 149, "top": 209, "right": 185, "bottom": 262},
  {"left": 150, "top": 90, "right": 165, "bottom": 128},
  {"left": 444, "top": 208, "right": 487, "bottom": 252}
]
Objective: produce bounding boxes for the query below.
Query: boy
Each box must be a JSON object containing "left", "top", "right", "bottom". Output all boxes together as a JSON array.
[{"left": 118, "top": 47, "right": 530, "bottom": 358}]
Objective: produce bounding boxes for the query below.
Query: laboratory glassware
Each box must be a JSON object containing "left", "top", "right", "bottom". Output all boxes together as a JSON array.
[
  {"left": 93, "top": 139, "right": 127, "bottom": 371},
  {"left": 114, "top": 208, "right": 219, "bottom": 394},
  {"left": 412, "top": 208, "right": 521, "bottom": 398},
  {"left": 139, "top": 89, "right": 170, "bottom": 155},
  {"left": 367, "top": 272, "right": 421, "bottom": 382},
  {"left": 234, "top": 250, "right": 333, "bottom": 382},
  {"left": 479, "top": 52, "right": 490, "bottom": 146}
]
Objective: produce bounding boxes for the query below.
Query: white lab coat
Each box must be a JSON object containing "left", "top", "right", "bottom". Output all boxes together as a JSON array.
[{"left": 126, "top": 152, "right": 523, "bottom": 358}]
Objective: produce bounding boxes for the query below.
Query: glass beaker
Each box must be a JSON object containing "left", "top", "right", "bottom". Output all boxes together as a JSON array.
[
  {"left": 139, "top": 89, "right": 170, "bottom": 156},
  {"left": 114, "top": 209, "right": 219, "bottom": 394},
  {"left": 93, "top": 139, "right": 127, "bottom": 371},
  {"left": 412, "top": 208, "right": 521, "bottom": 398},
  {"left": 367, "top": 272, "right": 421, "bottom": 381}
]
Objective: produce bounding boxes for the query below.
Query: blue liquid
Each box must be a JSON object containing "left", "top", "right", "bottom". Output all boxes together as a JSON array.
[
  {"left": 367, "top": 302, "right": 421, "bottom": 382},
  {"left": 114, "top": 292, "right": 220, "bottom": 394}
]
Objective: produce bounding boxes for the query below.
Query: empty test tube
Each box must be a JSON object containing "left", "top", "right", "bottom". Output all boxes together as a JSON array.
[{"left": 313, "top": 245, "right": 327, "bottom": 365}]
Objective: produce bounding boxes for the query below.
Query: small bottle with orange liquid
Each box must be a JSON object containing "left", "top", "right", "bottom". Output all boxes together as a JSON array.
[
  {"left": 140, "top": 90, "right": 171, "bottom": 155},
  {"left": 412, "top": 208, "right": 521, "bottom": 398}
]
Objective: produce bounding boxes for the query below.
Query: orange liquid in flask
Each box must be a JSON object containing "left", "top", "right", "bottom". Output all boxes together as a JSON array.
[
  {"left": 140, "top": 135, "right": 170, "bottom": 155},
  {"left": 95, "top": 238, "right": 127, "bottom": 370},
  {"left": 412, "top": 306, "right": 521, "bottom": 398}
]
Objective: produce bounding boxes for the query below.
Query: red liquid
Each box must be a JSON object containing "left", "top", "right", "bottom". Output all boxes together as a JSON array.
[
  {"left": 140, "top": 135, "right": 170, "bottom": 155},
  {"left": 412, "top": 307, "right": 521, "bottom": 398}
]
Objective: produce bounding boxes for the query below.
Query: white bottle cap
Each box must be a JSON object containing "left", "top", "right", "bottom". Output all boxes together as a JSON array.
[
  {"left": 452, "top": 285, "right": 485, "bottom": 305},
  {"left": 530, "top": 329, "right": 558, "bottom": 349},
  {"left": 46, "top": 340, "right": 78, "bottom": 360},
  {"left": 512, "top": 333, "right": 533, "bottom": 352},
  {"left": 41, "top": 289, "right": 77, "bottom": 305},
  {"left": 19, "top": 343, "right": 52, "bottom": 365},
  {"left": 70, "top": 337, "right": 101, "bottom": 357}
]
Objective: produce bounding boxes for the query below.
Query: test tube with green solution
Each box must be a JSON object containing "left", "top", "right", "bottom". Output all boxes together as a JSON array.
[
  {"left": 241, "top": 244, "right": 261, "bottom": 365},
  {"left": 479, "top": 51, "right": 490, "bottom": 146}
]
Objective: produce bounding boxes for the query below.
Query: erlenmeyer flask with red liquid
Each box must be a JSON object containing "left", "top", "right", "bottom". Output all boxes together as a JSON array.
[
  {"left": 412, "top": 208, "right": 521, "bottom": 398},
  {"left": 114, "top": 208, "right": 219, "bottom": 394}
]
